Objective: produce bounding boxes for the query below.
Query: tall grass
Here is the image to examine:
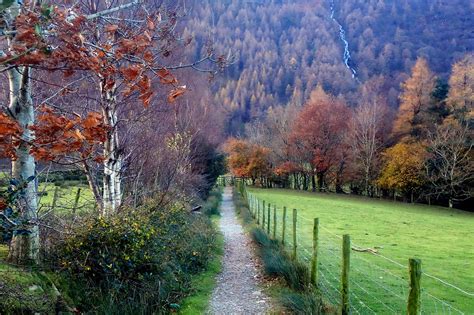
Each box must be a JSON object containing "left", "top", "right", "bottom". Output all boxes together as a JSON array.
[{"left": 232, "top": 191, "right": 330, "bottom": 314}]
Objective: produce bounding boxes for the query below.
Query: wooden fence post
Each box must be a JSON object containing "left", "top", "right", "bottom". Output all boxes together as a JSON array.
[
  {"left": 311, "top": 218, "right": 319, "bottom": 287},
  {"left": 341, "top": 234, "right": 351, "bottom": 315},
  {"left": 253, "top": 196, "right": 256, "bottom": 218},
  {"left": 72, "top": 188, "right": 81, "bottom": 215},
  {"left": 282, "top": 206, "right": 287, "bottom": 245},
  {"left": 250, "top": 195, "right": 254, "bottom": 217},
  {"left": 407, "top": 258, "right": 422, "bottom": 315},
  {"left": 262, "top": 200, "right": 266, "bottom": 228},
  {"left": 257, "top": 200, "right": 260, "bottom": 225},
  {"left": 292, "top": 209, "right": 297, "bottom": 260},
  {"left": 273, "top": 205, "right": 277, "bottom": 239},
  {"left": 267, "top": 203, "right": 271, "bottom": 234},
  {"left": 51, "top": 186, "right": 59, "bottom": 211}
]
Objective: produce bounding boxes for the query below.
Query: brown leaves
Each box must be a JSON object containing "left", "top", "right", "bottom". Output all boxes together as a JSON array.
[
  {"left": 105, "top": 24, "right": 119, "bottom": 33},
  {"left": 138, "top": 75, "right": 152, "bottom": 107},
  {"left": 0, "top": 113, "right": 22, "bottom": 160},
  {"left": 167, "top": 87, "right": 186, "bottom": 103},
  {"left": 29, "top": 107, "right": 109, "bottom": 162},
  {"left": 121, "top": 65, "right": 141, "bottom": 82},
  {"left": 158, "top": 69, "right": 178, "bottom": 84}
]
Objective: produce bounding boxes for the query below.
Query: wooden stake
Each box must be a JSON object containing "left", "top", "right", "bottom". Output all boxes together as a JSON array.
[
  {"left": 408, "top": 258, "right": 422, "bottom": 315},
  {"left": 273, "top": 205, "right": 277, "bottom": 239},
  {"left": 292, "top": 209, "right": 297, "bottom": 260},
  {"left": 282, "top": 206, "right": 287, "bottom": 245},
  {"left": 341, "top": 234, "right": 350, "bottom": 315},
  {"left": 311, "top": 218, "right": 319, "bottom": 287},
  {"left": 267, "top": 203, "right": 271, "bottom": 234}
]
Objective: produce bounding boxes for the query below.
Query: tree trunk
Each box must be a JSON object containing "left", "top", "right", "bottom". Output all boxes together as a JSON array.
[
  {"left": 311, "top": 174, "right": 316, "bottom": 192},
  {"left": 317, "top": 172, "right": 325, "bottom": 192},
  {"left": 82, "top": 161, "right": 102, "bottom": 212},
  {"left": 7, "top": 66, "right": 40, "bottom": 264},
  {"left": 101, "top": 80, "right": 122, "bottom": 216}
]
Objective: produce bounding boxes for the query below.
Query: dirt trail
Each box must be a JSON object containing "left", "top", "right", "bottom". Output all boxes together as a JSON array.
[{"left": 208, "top": 187, "right": 271, "bottom": 314}]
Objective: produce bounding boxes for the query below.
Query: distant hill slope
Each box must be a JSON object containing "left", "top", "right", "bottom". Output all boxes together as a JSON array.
[{"left": 185, "top": 0, "right": 473, "bottom": 132}]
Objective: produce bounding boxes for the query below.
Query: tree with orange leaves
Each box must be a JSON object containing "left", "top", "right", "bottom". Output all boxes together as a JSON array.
[
  {"left": 393, "top": 58, "right": 436, "bottom": 141},
  {"left": 446, "top": 53, "right": 474, "bottom": 121},
  {"left": 289, "top": 88, "right": 351, "bottom": 192},
  {"left": 223, "top": 138, "right": 272, "bottom": 185}
]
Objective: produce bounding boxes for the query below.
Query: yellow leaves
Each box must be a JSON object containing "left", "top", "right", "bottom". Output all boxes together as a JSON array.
[
  {"left": 378, "top": 142, "right": 427, "bottom": 191},
  {"left": 74, "top": 129, "right": 86, "bottom": 141}
]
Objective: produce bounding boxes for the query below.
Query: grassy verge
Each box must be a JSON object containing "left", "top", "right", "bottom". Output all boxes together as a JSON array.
[
  {"left": 0, "top": 245, "right": 69, "bottom": 313},
  {"left": 232, "top": 189, "right": 332, "bottom": 314},
  {"left": 248, "top": 187, "right": 474, "bottom": 313},
  {"left": 179, "top": 217, "right": 224, "bottom": 314},
  {"left": 178, "top": 188, "right": 224, "bottom": 314},
  {"left": 0, "top": 187, "right": 225, "bottom": 314}
]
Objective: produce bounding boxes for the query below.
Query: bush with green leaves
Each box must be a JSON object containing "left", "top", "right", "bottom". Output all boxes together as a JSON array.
[
  {"left": 53, "top": 203, "right": 217, "bottom": 313},
  {"left": 203, "top": 188, "right": 222, "bottom": 216}
]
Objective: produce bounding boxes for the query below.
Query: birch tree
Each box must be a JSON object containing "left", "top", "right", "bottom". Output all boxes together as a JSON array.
[
  {"left": 1, "top": 1, "right": 39, "bottom": 264},
  {"left": 0, "top": 0, "right": 227, "bottom": 263}
]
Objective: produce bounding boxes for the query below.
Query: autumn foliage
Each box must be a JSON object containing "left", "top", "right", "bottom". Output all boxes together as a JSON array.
[
  {"left": 377, "top": 142, "right": 427, "bottom": 193},
  {"left": 288, "top": 92, "right": 351, "bottom": 190},
  {"left": 223, "top": 138, "right": 272, "bottom": 182},
  {"left": 29, "top": 107, "right": 108, "bottom": 162},
  {"left": 0, "top": 4, "right": 185, "bottom": 108},
  {"left": 0, "top": 113, "right": 22, "bottom": 159}
]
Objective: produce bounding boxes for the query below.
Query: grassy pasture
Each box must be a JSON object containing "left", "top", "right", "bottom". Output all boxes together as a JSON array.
[
  {"left": 37, "top": 182, "right": 95, "bottom": 215},
  {"left": 247, "top": 188, "right": 474, "bottom": 314}
]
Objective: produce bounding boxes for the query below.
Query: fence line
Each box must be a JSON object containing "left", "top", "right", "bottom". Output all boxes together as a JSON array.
[
  {"left": 234, "top": 182, "right": 468, "bottom": 315},
  {"left": 297, "top": 211, "right": 474, "bottom": 298}
]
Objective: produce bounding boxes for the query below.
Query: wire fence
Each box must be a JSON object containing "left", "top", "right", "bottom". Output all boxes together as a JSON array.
[{"left": 237, "top": 182, "right": 472, "bottom": 314}]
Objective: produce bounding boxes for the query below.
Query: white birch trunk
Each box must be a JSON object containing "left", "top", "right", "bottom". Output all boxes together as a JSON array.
[
  {"left": 7, "top": 66, "right": 40, "bottom": 264},
  {"left": 100, "top": 80, "right": 123, "bottom": 215}
]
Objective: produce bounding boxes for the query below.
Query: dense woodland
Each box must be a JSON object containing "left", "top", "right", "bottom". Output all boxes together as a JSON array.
[
  {"left": 225, "top": 55, "right": 473, "bottom": 209},
  {"left": 186, "top": 0, "right": 473, "bottom": 131}
]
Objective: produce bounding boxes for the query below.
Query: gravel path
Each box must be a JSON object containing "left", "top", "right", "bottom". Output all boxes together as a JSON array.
[{"left": 208, "top": 187, "right": 271, "bottom": 314}]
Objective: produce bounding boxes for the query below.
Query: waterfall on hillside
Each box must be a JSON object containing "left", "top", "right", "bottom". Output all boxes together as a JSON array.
[{"left": 330, "top": 0, "right": 357, "bottom": 79}]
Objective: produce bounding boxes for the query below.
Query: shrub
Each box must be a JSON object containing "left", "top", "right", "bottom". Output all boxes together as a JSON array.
[{"left": 53, "top": 204, "right": 217, "bottom": 313}]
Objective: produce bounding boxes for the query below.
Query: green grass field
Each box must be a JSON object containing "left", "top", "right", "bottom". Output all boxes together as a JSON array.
[
  {"left": 0, "top": 181, "right": 95, "bottom": 312},
  {"left": 247, "top": 188, "right": 474, "bottom": 314},
  {"left": 37, "top": 182, "right": 95, "bottom": 215}
]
